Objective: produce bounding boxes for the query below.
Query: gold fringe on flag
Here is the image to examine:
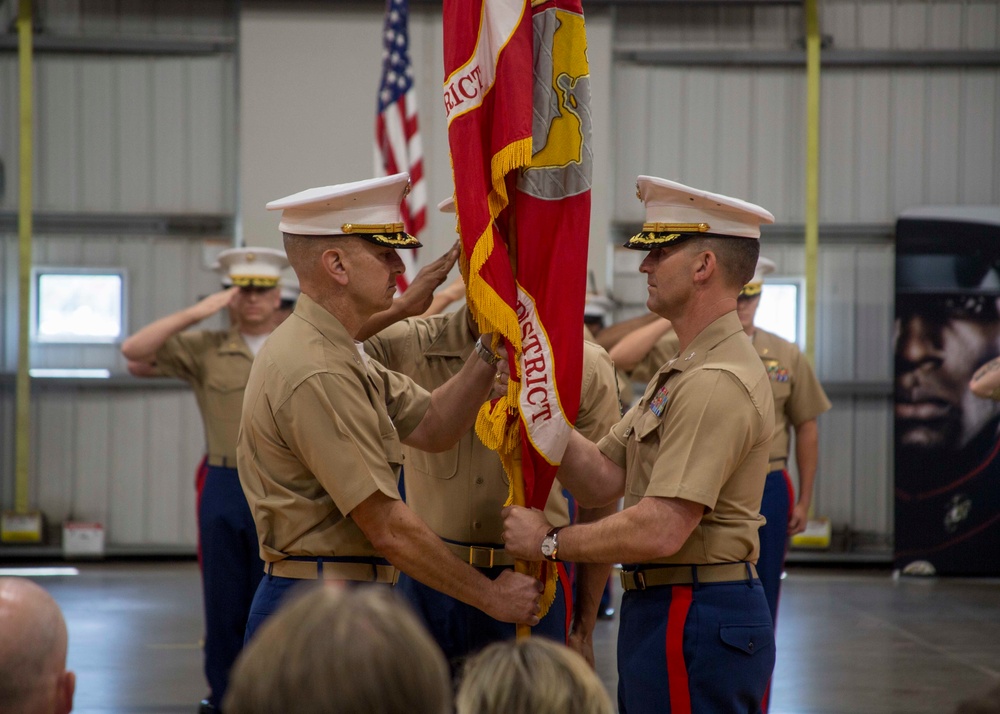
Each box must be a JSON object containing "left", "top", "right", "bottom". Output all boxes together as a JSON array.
[{"left": 459, "top": 135, "right": 559, "bottom": 621}]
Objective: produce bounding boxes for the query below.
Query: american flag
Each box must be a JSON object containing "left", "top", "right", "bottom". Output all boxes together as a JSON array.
[{"left": 375, "top": 0, "right": 425, "bottom": 291}]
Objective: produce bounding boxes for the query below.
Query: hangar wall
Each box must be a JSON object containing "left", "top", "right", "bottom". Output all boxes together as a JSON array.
[{"left": 1, "top": 0, "right": 998, "bottom": 552}]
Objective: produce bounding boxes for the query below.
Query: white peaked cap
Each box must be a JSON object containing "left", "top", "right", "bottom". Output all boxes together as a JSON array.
[
  {"left": 215, "top": 247, "right": 289, "bottom": 288},
  {"left": 625, "top": 176, "right": 775, "bottom": 249},
  {"left": 266, "top": 173, "right": 420, "bottom": 248}
]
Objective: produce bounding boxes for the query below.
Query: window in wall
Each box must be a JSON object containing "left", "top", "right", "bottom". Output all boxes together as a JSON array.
[
  {"left": 33, "top": 269, "right": 126, "bottom": 343},
  {"left": 756, "top": 280, "right": 802, "bottom": 346}
]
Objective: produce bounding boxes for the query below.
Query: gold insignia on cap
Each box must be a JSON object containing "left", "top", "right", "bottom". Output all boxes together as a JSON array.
[
  {"left": 624, "top": 232, "right": 685, "bottom": 248},
  {"left": 403, "top": 181, "right": 412, "bottom": 198},
  {"left": 247, "top": 252, "right": 256, "bottom": 262},
  {"left": 641, "top": 222, "right": 710, "bottom": 233},
  {"left": 740, "top": 282, "right": 764, "bottom": 298},
  {"left": 342, "top": 222, "right": 406, "bottom": 235},
  {"left": 635, "top": 182, "right": 642, "bottom": 201},
  {"left": 231, "top": 275, "right": 280, "bottom": 288},
  {"left": 369, "top": 232, "right": 421, "bottom": 247}
]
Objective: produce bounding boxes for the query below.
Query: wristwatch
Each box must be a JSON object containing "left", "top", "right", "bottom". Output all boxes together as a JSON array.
[
  {"left": 540, "top": 526, "right": 564, "bottom": 562},
  {"left": 475, "top": 336, "right": 501, "bottom": 366}
]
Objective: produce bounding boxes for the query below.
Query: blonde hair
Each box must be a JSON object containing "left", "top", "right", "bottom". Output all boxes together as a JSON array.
[
  {"left": 455, "top": 638, "right": 614, "bottom": 714},
  {"left": 223, "top": 584, "right": 450, "bottom": 714}
]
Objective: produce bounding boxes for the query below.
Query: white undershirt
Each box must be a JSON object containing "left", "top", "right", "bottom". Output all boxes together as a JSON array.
[
  {"left": 242, "top": 333, "right": 269, "bottom": 357},
  {"left": 354, "top": 340, "right": 370, "bottom": 367}
]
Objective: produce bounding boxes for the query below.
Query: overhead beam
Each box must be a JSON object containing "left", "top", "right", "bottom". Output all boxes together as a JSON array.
[
  {"left": 0, "top": 35, "right": 234, "bottom": 55},
  {"left": 0, "top": 212, "right": 232, "bottom": 236},
  {"left": 615, "top": 48, "right": 1000, "bottom": 68}
]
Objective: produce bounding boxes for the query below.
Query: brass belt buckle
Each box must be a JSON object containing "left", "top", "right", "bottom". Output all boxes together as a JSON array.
[
  {"left": 469, "top": 546, "right": 494, "bottom": 568},
  {"left": 621, "top": 569, "right": 646, "bottom": 591}
]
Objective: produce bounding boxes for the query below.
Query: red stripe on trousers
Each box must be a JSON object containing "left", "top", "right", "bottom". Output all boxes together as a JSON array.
[
  {"left": 666, "top": 585, "right": 693, "bottom": 714},
  {"left": 555, "top": 562, "right": 573, "bottom": 643}
]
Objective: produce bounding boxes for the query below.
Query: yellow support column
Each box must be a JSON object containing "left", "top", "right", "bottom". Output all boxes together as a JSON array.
[
  {"left": 804, "top": 0, "right": 820, "bottom": 365},
  {"left": 789, "top": 0, "right": 832, "bottom": 549},
  {"left": 2, "top": 0, "right": 42, "bottom": 543}
]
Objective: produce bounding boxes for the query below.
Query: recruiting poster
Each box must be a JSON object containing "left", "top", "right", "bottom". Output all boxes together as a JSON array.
[{"left": 894, "top": 207, "right": 1000, "bottom": 576}]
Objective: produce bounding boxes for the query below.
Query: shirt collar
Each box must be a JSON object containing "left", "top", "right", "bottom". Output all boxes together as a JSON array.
[
  {"left": 292, "top": 293, "right": 358, "bottom": 352},
  {"left": 217, "top": 326, "right": 254, "bottom": 357},
  {"left": 649, "top": 311, "right": 744, "bottom": 385}
]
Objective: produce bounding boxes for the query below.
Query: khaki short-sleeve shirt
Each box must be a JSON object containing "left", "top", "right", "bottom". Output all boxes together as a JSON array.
[
  {"left": 632, "top": 326, "right": 831, "bottom": 463},
  {"left": 155, "top": 327, "right": 254, "bottom": 462},
  {"left": 753, "top": 328, "right": 831, "bottom": 462},
  {"left": 365, "top": 307, "right": 621, "bottom": 543},
  {"left": 598, "top": 312, "right": 775, "bottom": 565},
  {"left": 238, "top": 294, "right": 431, "bottom": 563}
]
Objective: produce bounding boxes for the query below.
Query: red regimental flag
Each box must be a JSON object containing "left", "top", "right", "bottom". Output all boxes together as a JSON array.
[{"left": 444, "top": 0, "right": 591, "bottom": 618}]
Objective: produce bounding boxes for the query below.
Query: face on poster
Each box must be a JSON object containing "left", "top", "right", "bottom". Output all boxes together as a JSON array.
[{"left": 895, "top": 294, "right": 1000, "bottom": 455}]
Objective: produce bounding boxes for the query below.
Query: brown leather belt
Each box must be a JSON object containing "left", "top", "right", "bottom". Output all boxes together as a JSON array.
[
  {"left": 620, "top": 562, "right": 758, "bottom": 591},
  {"left": 444, "top": 541, "right": 515, "bottom": 568},
  {"left": 767, "top": 459, "right": 787, "bottom": 472},
  {"left": 266, "top": 559, "right": 398, "bottom": 584},
  {"left": 207, "top": 455, "right": 237, "bottom": 468}
]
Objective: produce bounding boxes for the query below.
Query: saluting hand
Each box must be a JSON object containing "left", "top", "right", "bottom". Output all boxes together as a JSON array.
[
  {"left": 402, "top": 241, "right": 461, "bottom": 316},
  {"left": 500, "top": 506, "right": 551, "bottom": 562},
  {"left": 486, "top": 569, "right": 543, "bottom": 626},
  {"left": 192, "top": 286, "right": 240, "bottom": 321}
]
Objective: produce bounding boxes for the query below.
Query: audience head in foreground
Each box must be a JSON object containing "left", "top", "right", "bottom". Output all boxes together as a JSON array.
[
  {"left": 455, "top": 638, "right": 614, "bottom": 714},
  {"left": 224, "top": 584, "right": 450, "bottom": 714},
  {"left": 0, "top": 577, "right": 75, "bottom": 714}
]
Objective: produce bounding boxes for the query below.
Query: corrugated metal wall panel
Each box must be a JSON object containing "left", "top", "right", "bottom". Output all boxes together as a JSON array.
[
  {"left": 36, "top": 58, "right": 82, "bottom": 211},
  {"left": 151, "top": 60, "right": 189, "bottom": 212},
  {"left": 616, "top": 1, "right": 999, "bottom": 52},
  {"left": 851, "top": 396, "right": 894, "bottom": 538},
  {"left": 72, "top": 392, "right": 112, "bottom": 523},
  {"left": 107, "top": 391, "right": 149, "bottom": 543},
  {"left": 959, "top": 72, "right": 999, "bottom": 203},
  {"left": 855, "top": 244, "right": 895, "bottom": 382},
  {"left": 35, "top": 0, "right": 232, "bottom": 37},
  {"left": 0, "top": 392, "right": 12, "bottom": 510},
  {"left": 815, "top": 402, "right": 856, "bottom": 525},
  {"left": 188, "top": 58, "right": 231, "bottom": 213},
  {"left": 1, "top": 56, "right": 234, "bottom": 213},
  {"left": 816, "top": 247, "right": 857, "bottom": 381},
  {"left": 1, "top": 226, "right": 214, "bottom": 547},
  {"left": 145, "top": 391, "right": 190, "bottom": 544},
  {"left": 856, "top": 75, "right": 892, "bottom": 220},
  {"left": 611, "top": 67, "right": 1000, "bottom": 224}
]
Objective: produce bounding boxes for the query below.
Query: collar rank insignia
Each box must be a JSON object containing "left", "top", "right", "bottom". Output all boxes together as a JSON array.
[{"left": 649, "top": 383, "right": 670, "bottom": 417}]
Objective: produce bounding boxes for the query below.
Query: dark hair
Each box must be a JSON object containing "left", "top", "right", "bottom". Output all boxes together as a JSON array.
[{"left": 692, "top": 237, "right": 760, "bottom": 290}]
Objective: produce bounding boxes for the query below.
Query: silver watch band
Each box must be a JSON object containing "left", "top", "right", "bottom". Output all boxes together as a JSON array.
[{"left": 475, "top": 337, "right": 501, "bottom": 366}]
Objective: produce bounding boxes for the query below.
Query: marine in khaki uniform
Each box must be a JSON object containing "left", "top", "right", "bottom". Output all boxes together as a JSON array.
[
  {"left": 121, "top": 246, "right": 288, "bottom": 713},
  {"left": 238, "top": 173, "right": 541, "bottom": 641},
  {"left": 503, "top": 176, "right": 777, "bottom": 714},
  {"left": 618, "top": 258, "right": 832, "bottom": 639},
  {"left": 365, "top": 305, "right": 621, "bottom": 667}
]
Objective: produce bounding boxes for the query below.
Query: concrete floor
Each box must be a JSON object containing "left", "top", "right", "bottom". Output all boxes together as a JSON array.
[{"left": 7, "top": 561, "right": 1000, "bottom": 713}]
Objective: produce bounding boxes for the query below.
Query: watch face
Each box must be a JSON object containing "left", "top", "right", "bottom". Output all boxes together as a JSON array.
[{"left": 541, "top": 536, "right": 556, "bottom": 558}]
